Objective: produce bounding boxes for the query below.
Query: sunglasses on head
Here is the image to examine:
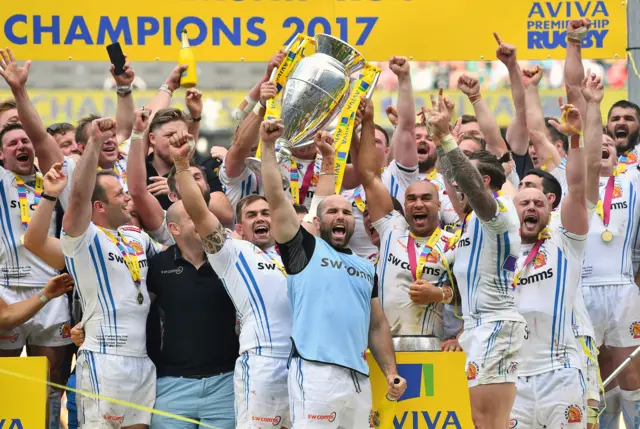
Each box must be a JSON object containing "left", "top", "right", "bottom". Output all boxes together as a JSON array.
[{"left": 46, "top": 122, "right": 73, "bottom": 134}]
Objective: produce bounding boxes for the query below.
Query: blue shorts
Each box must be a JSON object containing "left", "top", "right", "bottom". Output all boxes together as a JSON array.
[{"left": 151, "top": 372, "right": 235, "bottom": 429}]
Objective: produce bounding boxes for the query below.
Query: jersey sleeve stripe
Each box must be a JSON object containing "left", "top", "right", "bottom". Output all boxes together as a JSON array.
[
  {"left": 93, "top": 237, "right": 119, "bottom": 342},
  {"left": 501, "top": 232, "right": 512, "bottom": 294},
  {"left": 234, "top": 260, "right": 265, "bottom": 342},
  {"left": 550, "top": 250, "right": 565, "bottom": 364},
  {"left": 0, "top": 186, "right": 19, "bottom": 266},
  {"left": 65, "top": 256, "right": 86, "bottom": 309},
  {"left": 558, "top": 255, "right": 568, "bottom": 356},
  {"left": 88, "top": 243, "right": 114, "bottom": 348},
  {"left": 496, "top": 234, "right": 504, "bottom": 294},
  {"left": 238, "top": 254, "right": 273, "bottom": 344},
  {"left": 379, "top": 230, "right": 394, "bottom": 308},
  {"left": 235, "top": 253, "right": 272, "bottom": 348},
  {"left": 88, "top": 351, "right": 101, "bottom": 395}
]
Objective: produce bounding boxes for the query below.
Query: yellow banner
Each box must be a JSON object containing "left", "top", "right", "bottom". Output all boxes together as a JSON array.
[
  {"left": 0, "top": 88, "right": 626, "bottom": 129},
  {"left": 368, "top": 351, "right": 473, "bottom": 428},
  {"left": 0, "top": 0, "right": 626, "bottom": 62},
  {"left": 0, "top": 357, "right": 48, "bottom": 427}
]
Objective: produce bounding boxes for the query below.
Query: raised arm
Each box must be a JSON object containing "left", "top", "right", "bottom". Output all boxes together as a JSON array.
[
  {"left": 522, "top": 66, "right": 562, "bottom": 170},
  {"left": 551, "top": 104, "right": 588, "bottom": 235},
  {"left": 357, "top": 98, "right": 393, "bottom": 222},
  {"left": 0, "top": 274, "right": 73, "bottom": 330},
  {"left": 23, "top": 163, "right": 67, "bottom": 270},
  {"left": 388, "top": 56, "right": 417, "bottom": 168},
  {"left": 112, "top": 60, "right": 136, "bottom": 144},
  {"left": 224, "top": 82, "right": 273, "bottom": 178},
  {"left": 564, "top": 19, "right": 590, "bottom": 117},
  {"left": 494, "top": 33, "right": 529, "bottom": 156},
  {"left": 144, "top": 65, "right": 186, "bottom": 123},
  {"left": 168, "top": 131, "right": 225, "bottom": 252},
  {"left": 62, "top": 118, "right": 117, "bottom": 237},
  {"left": 234, "top": 50, "right": 284, "bottom": 125},
  {"left": 126, "top": 108, "right": 165, "bottom": 231},
  {"left": 260, "top": 120, "right": 299, "bottom": 243},
  {"left": 0, "top": 48, "right": 63, "bottom": 173},
  {"left": 580, "top": 71, "right": 606, "bottom": 204},
  {"left": 457, "top": 74, "right": 508, "bottom": 157},
  {"left": 431, "top": 96, "right": 498, "bottom": 221},
  {"left": 185, "top": 89, "right": 203, "bottom": 142}
]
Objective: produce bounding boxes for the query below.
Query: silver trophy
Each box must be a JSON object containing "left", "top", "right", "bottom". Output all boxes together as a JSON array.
[{"left": 245, "top": 34, "right": 378, "bottom": 183}]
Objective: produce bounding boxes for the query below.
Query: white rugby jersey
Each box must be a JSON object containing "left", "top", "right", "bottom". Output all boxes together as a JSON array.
[
  {"left": 581, "top": 168, "right": 640, "bottom": 286},
  {"left": 449, "top": 196, "right": 525, "bottom": 327},
  {"left": 341, "top": 187, "right": 378, "bottom": 260},
  {"left": 61, "top": 223, "right": 163, "bottom": 357},
  {"left": 100, "top": 157, "right": 128, "bottom": 193},
  {"left": 549, "top": 158, "right": 568, "bottom": 198},
  {"left": 373, "top": 211, "right": 453, "bottom": 337},
  {"left": 0, "top": 157, "right": 76, "bottom": 288},
  {"left": 383, "top": 160, "right": 419, "bottom": 205},
  {"left": 218, "top": 163, "right": 261, "bottom": 213},
  {"left": 515, "top": 222, "right": 586, "bottom": 376},
  {"left": 207, "top": 237, "right": 292, "bottom": 358}
]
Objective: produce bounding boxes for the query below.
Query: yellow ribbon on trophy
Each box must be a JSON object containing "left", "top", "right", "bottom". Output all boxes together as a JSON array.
[
  {"left": 255, "top": 34, "right": 313, "bottom": 159},
  {"left": 333, "top": 63, "right": 381, "bottom": 194}
]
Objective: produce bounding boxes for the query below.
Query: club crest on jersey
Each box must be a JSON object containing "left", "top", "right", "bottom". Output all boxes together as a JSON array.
[
  {"left": 466, "top": 362, "right": 479, "bottom": 381},
  {"left": 509, "top": 419, "right": 518, "bottom": 428},
  {"left": 533, "top": 251, "right": 547, "bottom": 269},
  {"left": 0, "top": 331, "right": 19, "bottom": 343},
  {"left": 630, "top": 321, "right": 640, "bottom": 339},
  {"left": 130, "top": 241, "right": 144, "bottom": 256},
  {"left": 612, "top": 185, "right": 622, "bottom": 199},
  {"left": 565, "top": 405, "right": 582, "bottom": 423},
  {"left": 59, "top": 322, "right": 71, "bottom": 339}
]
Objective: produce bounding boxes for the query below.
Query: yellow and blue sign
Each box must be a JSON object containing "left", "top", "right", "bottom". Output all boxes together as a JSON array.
[
  {"left": 0, "top": 357, "right": 48, "bottom": 428},
  {"left": 368, "top": 351, "right": 473, "bottom": 428},
  {"left": 0, "top": 0, "right": 627, "bottom": 62}
]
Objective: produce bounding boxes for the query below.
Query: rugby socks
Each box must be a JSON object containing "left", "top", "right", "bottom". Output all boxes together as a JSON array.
[
  {"left": 48, "top": 387, "right": 62, "bottom": 429},
  {"left": 620, "top": 387, "right": 640, "bottom": 429},
  {"left": 599, "top": 386, "right": 621, "bottom": 429}
]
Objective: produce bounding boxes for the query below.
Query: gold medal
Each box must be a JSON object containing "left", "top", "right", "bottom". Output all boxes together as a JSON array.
[{"left": 601, "top": 230, "right": 613, "bottom": 242}]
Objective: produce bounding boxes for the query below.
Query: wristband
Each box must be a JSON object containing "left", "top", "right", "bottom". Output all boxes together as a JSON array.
[
  {"left": 587, "top": 406, "right": 598, "bottom": 425},
  {"left": 438, "top": 134, "right": 458, "bottom": 153},
  {"left": 159, "top": 83, "right": 173, "bottom": 96},
  {"left": 38, "top": 289, "right": 50, "bottom": 305},
  {"left": 319, "top": 171, "right": 333, "bottom": 176},
  {"left": 570, "top": 134, "right": 584, "bottom": 149},
  {"left": 242, "top": 96, "right": 258, "bottom": 113},
  {"left": 253, "top": 102, "right": 266, "bottom": 116},
  {"left": 567, "top": 27, "right": 588, "bottom": 44},
  {"left": 41, "top": 192, "right": 58, "bottom": 202},
  {"left": 130, "top": 130, "right": 145, "bottom": 140},
  {"left": 116, "top": 85, "right": 132, "bottom": 96},
  {"left": 468, "top": 93, "right": 482, "bottom": 103},
  {"left": 440, "top": 287, "right": 446, "bottom": 303},
  {"left": 471, "top": 97, "right": 483, "bottom": 105}
]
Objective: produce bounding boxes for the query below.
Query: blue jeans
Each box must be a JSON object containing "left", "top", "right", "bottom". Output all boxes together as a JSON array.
[
  {"left": 66, "top": 373, "right": 77, "bottom": 429},
  {"left": 151, "top": 372, "right": 235, "bottom": 429}
]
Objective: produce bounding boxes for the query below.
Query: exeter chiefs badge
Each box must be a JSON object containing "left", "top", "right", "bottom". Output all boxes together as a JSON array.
[
  {"left": 467, "top": 362, "right": 479, "bottom": 381},
  {"left": 565, "top": 405, "right": 582, "bottom": 423},
  {"left": 59, "top": 322, "right": 71, "bottom": 339},
  {"left": 630, "top": 321, "right": 640, "bottom": 339}
]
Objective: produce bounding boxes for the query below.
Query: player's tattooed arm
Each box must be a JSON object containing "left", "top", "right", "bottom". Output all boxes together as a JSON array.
[
  {"left": 202, "top": 222, "right": 227, "bottom": 254},
  {"left": 436, "top": 145, "right": 497, "bottom": 222}
]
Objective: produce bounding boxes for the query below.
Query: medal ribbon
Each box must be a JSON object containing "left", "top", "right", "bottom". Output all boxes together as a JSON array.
[
  {"left": 14, "top": 173, "right": 43, "bottom": 230},
  {"left": 595, "top": 175, "right": 616, "bottom": 228},
  {"left": 423, "top": 170, "right": 438, "bottom": 182},
  {"left": 97, "top": 164, "right": 126, "bottom": 183},
  {"left": 369, "top": 252, "right": 379, "bottom": 266},
  {"left": 333, "top": 64, "right": 381, "bottom": 194},
  {"left": 512, "top": 227, "right": 551, "bottom": 289},
  {"left": 261, "top": 249, "right": 287, "bottom": 278},
  {"left": 98, "top": 227, "right": 142, "bottom": 295},
  {"left": 353, "top": 186, "right": 366, "bottom": 212},
  {"left": 450, "top": 212, "right": 472, "bottom": 248},
  {"left": 289, "top": 157, "right": 316, "bottom": 205},
  {"left": 407, "top": 228, "right": 442, "bottom": 281},
  {"left": 616, "top": 149, "right": 636, "bottom": 175},
  {"left": 255, "top": 35, "right": 312, "bottom": 160}
]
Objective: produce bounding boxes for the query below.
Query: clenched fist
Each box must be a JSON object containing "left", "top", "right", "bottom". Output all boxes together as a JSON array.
[
  {"left": 494, "top": 33, "right": 517, "bottom": 69},
  {"left": 168, "top": 130, "right": 196, "bottom": 161},
  {"left": 259, "top": 119, "right": 285, "bottom": 144},
  {"left": 521, "top": 65, "right": 543, "bottom": 88},
  {"left": 457, "top": 75, "right": 480, "bottom": 98},
  {"left": 90, "top": 118, "right": 117, "bottom": 144},
  {"left": 389, "top": 56, "right": 410, "bottom": 78}
]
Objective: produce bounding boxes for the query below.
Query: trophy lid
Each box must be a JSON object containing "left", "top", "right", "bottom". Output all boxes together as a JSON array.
[{"left": 314, "top": 34, "right": 365, "bottom": 75}]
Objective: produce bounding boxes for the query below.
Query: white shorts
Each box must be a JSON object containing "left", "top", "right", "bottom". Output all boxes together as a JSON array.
[
  {"left": 578, "top": 336, "right": 600, "bottom": 403},
  {"left": 458, "top": 320, "right": 525, "bottom": 388},
  {"left": 235, "top": 352, "right": 290, "bottom": 428},
  {"left": 288, "top": 356, "right": 372, "bottom": 428},
  {"left": 76, "top": 350, "right": 156, "bottom": 428},
  {"left": 510, "top": 368, "right": 586, "bottom": 429},
  {"left": 583, "top": 284, "right": 640, "bottom": 348},
  {"left": 0, "top": 286, "right": 71, "bottom": 348}
]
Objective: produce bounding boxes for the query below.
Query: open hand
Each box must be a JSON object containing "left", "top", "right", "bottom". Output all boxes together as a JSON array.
[
  {"left": 43, "top": 273, "right": 74, "bottom": 300},
  {"left": 43, "top": 163, "right": 67, "bottom": 197},
  {"left": 0, "top": 48, "right": 31, "bottom": 91},
  {"left": 426, "top": 89, "right": 453, "bottom": 140},
  {"left": 548, "top": 97, "right": 583, "bottom": 136},
  {"left": 133, "top": 107, "right": 151, "bottom": 133},
  {"left": 147, "top": 176, "right": 170, "bottom": 196},
  {"left": 581, "top": 68, "right": 604, "bottom": 104}
]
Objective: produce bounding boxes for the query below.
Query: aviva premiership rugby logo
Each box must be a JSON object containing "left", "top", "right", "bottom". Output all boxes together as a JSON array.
[{"left": 396, "top": 363, "right": 435, "bottom": 401}]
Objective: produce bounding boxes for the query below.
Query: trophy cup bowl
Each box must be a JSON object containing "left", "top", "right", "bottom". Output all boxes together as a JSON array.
[{"left": 245, "top": 34, "right": 365, "bottom": 185}]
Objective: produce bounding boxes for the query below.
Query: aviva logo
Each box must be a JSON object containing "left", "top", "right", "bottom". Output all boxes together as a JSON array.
[{"left": 397, "top": 363, "right": 435, "bottom": 402}]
